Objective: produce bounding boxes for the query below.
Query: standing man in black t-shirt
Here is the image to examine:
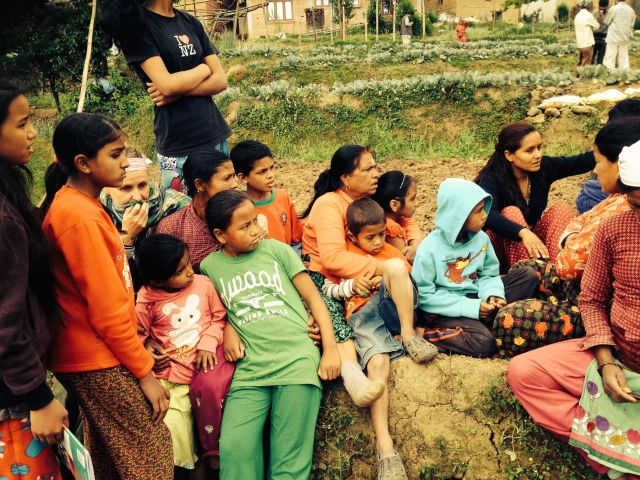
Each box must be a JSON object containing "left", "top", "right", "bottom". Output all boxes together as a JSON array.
[{"left": 102, "top": 0, "right": 232, "bottom": 195}]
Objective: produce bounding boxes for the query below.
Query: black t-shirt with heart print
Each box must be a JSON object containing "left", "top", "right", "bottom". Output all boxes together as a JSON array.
[{"left": 122, "top": 9, "right": 232, "bottom": 157}]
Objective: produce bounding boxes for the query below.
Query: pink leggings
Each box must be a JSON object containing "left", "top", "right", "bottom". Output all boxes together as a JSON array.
[
  {"left": 488, "top": 203, "right": 573, "bottom": 272},
  {"left": 507, "top": 339, "right": 640, "bottom": 477}
]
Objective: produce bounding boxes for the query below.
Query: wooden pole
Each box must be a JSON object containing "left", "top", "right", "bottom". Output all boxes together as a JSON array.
[
  {"left": 392, "top": 0, "right": 396, "bottom": 42},
  {"left": 78, "top": 0, "right": 97, "bottom": 113},
  {"left": 233, "top": 0, "right": 240, "bottom": 43},
  {"left": 299, "top": 18, "right": 302, "bottom": 45},
  {"left": 365, "top": 11, "right": 368, "bottom": 42},
  {"left": 311, "top": 5, "right": 317, "bottom": 45},
  {"left": 262, "top": 4, "right": 270, "bottom": 44},
  {"left": 422, "top": 0, "right": 426, "bottom": 38},
  {"left": 493, "top": 0, "right": 496, "bottom": 29},
  {"left": 375, "top": 0, "right": 379, "bottom": 41},
  {"left": 340, "top": 0, "right": 347, "bottom": 41},
  {"left": 338, "top": 0, "right": 343, "bottom": 40},
  {"left": 330, "top": 3, "right": 334, "bottom": 43}
]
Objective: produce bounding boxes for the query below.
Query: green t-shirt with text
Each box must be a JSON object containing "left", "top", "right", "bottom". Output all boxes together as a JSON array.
[{"left": 200, "top": 239, "right": 321, "bottom": 389}]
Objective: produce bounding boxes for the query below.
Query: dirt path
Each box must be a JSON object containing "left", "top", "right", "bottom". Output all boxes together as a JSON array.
[{"left": 273, "top": 157, "right": 587, "bottom": 234}]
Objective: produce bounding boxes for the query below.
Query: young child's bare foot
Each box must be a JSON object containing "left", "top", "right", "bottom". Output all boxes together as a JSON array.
[{"left": 341, "top": 360, "right": 385, "bottom": 407}]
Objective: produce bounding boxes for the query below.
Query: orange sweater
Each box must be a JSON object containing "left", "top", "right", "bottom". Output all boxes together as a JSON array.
[
  {"left": 302, "top": 189, "right": 421, "bottom": 283},
  {"left": 43, "top": 186, "right": 153, "bottom": 378}
]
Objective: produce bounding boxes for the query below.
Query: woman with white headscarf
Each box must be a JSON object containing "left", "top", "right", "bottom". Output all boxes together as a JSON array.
[
  {"left": 100, "top": 147, "right": 191, "bottom": 260},
  {"left": 507, "top": 129, "right": 640, "bottom": 479}
]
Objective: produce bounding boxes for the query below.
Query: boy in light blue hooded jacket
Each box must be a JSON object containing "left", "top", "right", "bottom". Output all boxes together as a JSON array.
[{"left": 413, "top": 178, "right": 538, "bottom": 358}]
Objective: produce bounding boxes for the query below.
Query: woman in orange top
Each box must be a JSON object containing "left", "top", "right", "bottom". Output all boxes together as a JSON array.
[
  {"left": 455, "top": 20, "right": 469, "bottom": 43},
  {"left": 41, "top": 113, "right": 173, "bottom": 479},
  {"left": 556, "top": 119, "right": 640, "bottom": 282}
]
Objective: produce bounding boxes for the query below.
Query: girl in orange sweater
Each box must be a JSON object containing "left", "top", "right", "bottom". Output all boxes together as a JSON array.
[{"left": 41, "top": 113, "right": 173, "bottom": 479}]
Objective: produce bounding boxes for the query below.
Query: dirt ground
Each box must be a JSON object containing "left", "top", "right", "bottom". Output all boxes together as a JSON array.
[{"left": 273, "top": 157, "right": 588, "bottom": 235}]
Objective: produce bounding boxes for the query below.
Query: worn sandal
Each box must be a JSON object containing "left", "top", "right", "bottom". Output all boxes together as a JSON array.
[
  {"left": 377, "top": 451, "right": 408, "bottom": 480},
  {"left": 404, "top": 336, "right": 438, "bottom": 364}
]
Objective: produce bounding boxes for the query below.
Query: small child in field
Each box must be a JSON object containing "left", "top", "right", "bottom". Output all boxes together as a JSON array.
[
  {"left": 412, "top": 179, "right": 539, "bottom": 358},
  {"left": 135, "top": 234, "right": 235, "bottom": 476},
  {"left": 371, "top": 171, "right": 422, "bottom": 257},
  {"left": 322, "top": 198, "right": 437, "bottom": 479},
  {"left": 230, "top": 140, "right": 303, "bottom": 253},
  {"left": 200, "top": 190, "right": 341, "bottom": 480}
]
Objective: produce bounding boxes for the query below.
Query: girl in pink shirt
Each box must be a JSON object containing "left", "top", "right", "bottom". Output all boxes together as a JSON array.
[{"left": 135, "top": 234, "right": 235, "bottom": 475}]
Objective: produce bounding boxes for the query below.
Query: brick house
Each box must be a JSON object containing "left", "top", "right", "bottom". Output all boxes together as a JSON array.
[{"left": 178, "top": 0, "right": 519, "bottom": 38}]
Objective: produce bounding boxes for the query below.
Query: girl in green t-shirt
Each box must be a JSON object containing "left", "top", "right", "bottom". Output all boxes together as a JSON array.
[{"left": 200, "top": 190, "right": 341, "bottom": 480}]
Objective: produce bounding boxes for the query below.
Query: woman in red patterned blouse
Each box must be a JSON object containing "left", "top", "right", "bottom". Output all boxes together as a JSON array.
[
  {"left": 506, "top": 140, "right": 640, "bottom": 479},
  {"left": 156, "top": 148, "right": 237, "bottom": 272}
]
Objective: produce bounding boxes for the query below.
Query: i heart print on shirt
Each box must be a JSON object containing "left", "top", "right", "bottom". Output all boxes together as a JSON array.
[{"left": 174, "top": 34, "right": 196, "bottom": 57}]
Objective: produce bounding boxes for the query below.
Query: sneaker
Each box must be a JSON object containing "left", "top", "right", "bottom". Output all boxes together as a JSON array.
[
  {"left": 404, "top": 336, "right": 438, "bottom": 364},
  {"left": 377, "top": 451, "right": 408, "bottom": 480}
]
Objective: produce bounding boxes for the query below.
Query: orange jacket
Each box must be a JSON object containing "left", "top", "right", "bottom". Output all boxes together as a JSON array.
[
  {"left": 43, "top": 186, "right": 153, "bottom": 378},
  {"left": 302, "top": 189, "right": 421, "bottom": 283}
]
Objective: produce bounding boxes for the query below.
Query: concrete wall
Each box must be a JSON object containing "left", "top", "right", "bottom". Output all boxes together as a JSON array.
[{"left": 521, "top": 0, "right": 558, "bottom": 22}]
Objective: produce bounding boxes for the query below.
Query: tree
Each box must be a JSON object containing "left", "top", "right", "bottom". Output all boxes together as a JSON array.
[
  {"left": 502, "top": 0, "right": 550, "bottom": 21},
  {"left": 331, "top": 0, "right": 356, "bottom": 29},
  {"left": 395, "top": 0, "right": 427, "bottom": 36},
  {"left": 1, "top": 1, "right": 107, "bottom": 112},
  {"left": 367, "top": 0, "right": 390, "bottom": 33}
]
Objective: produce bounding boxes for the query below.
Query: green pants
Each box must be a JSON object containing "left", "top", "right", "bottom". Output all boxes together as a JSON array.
[{"left": 219, "top": 384, "right": 322, "bottom": 480}]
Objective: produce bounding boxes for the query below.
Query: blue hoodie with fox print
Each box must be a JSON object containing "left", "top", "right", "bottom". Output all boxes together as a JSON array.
[{"left": 412, "top": 178, "right": 505, "bottom": 319}]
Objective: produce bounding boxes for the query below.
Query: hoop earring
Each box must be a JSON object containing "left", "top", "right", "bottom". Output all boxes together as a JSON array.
[{"left": 346, "top": 183, "right": 351, "bottom": 191}]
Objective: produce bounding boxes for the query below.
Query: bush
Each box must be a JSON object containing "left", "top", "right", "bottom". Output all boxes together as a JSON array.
[
  {"left": 395, "top": 0, "right": 426, "bottom": 36},
  {"left": 367, "top": 0, "right": 391, "bottom": 33},
  {"left": 73, "top": 56, "right": 148, "bottom": 119},
  {"left": 522, "top": 8, "right": 542, "bottom": 23},
  {"left": 635, "top": 17, "right": 640, "bottom": 30},
  {"left": 557, "top": 3, "right": 569, "bottom": 22},
  {"left": 426, "top": 10, "right": 438, "bottom": 24}
]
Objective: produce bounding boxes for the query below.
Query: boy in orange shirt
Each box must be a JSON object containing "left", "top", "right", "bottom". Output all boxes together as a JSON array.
[{"left": 230, "top": 140, "right": 303, "bottom": 253}]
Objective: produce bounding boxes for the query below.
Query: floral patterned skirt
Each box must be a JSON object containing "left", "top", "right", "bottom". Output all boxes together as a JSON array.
[
  {"left": 569, "top": 359, "right": 640, "bottom": 475},
  {"left": 493, "top": 259, "right": 585, "bottom": 355},
  {"left": 303, "top": 256, "right": 355, "bottom": 344}
]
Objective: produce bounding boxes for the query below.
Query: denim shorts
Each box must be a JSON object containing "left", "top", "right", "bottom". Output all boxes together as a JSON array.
[{"left": 347, "top": 277, "right": 419, "bottom": 369}]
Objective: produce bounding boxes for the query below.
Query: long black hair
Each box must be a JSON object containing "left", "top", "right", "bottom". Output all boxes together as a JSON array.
[
  {"left": 299, "top": 145, "right": 371, "bottom": 219},
  {"left": 100, "top": 0, "right": 148, "bottom": 48},
  {"left": 0, "top": 80, "right": 58, "bottom": 322},
  {"left": 474, "top": 121, "right": 538, "bottom": 217},
  {"left": 41, "top": 113, "right": 122, "bottom": 215},
  {"left": 183, "top": 148, "right": 233, "bottom": 198},
  {"left": 594, "top": 118, "right": 640, "bottom": 163},
  {"left": 135, "top": 234, "right": 188, "bottom": 284},
  {"left": 371, "top": 170, "right": 416, "bottom": 213}
]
